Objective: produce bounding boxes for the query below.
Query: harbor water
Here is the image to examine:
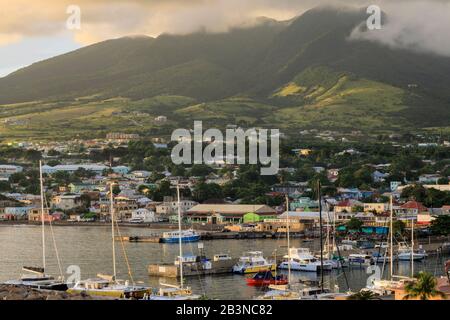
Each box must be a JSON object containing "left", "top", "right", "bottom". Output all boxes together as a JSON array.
[{"left": 0, "top": 225, "right": 448, "bottom": 299}]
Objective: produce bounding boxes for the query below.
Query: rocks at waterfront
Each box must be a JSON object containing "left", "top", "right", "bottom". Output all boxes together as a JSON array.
[{"left": 0, "top": 285, "right": 92, "bottom": 300}]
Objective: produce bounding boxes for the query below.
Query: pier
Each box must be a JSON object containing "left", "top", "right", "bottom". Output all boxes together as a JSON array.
[
  {"left": 115, "top": 231, "right": 305, "bottom": 243},
  {"left": 148, "top": 258, "right": 239, "bottom": 277}
]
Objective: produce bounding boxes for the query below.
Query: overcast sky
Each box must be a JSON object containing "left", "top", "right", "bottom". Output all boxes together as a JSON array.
[{"left": 1, "top": 0, "right": 450, "bottom": 77}]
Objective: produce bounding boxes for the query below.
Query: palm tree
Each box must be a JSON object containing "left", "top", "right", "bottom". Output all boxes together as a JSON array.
[
  {"left": 403, "top": 271, "right": 447, "bottom": 300},
  {"left": 348, "top": 290, "right": 379, "bottom": 300}
]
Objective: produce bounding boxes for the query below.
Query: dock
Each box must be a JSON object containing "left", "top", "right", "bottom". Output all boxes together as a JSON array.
[
  {"left": 116, "top": 231, "right": 305, "bottom": 243},
  {"left": 115, "top": 236, "right": 161, "bottom": 243},
  {"left": 148, "top": 258, "right": 239, "bottom": 277}
]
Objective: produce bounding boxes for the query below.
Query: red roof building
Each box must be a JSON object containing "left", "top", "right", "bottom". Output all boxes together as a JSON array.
[{"left": 400, "top": 201, "right": 428, "bottom": 213}]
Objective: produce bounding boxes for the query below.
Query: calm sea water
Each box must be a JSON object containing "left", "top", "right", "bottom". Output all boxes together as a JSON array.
[{"left": 0, "top": 225, "right": 448, "bottom": 299}]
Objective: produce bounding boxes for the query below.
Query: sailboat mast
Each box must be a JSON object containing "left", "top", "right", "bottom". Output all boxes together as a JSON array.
[
  {"left": 285, "top": 194, "right": 291, "bottom": 285},
  {"left": 177, "top": 184, "right": 184, "bottom": 288},
  {"left": 39, "top": 161, "right": 46, "bottom": 271},
  {"left": 332, "top": 209, "right": 336, "bottom": 257},
  {"left": 411, "top": 213, "right": 414, "bottom": 277},
  {"left": 110, "top": 182, "right": 117, "bottom": 281},
  {"left": 318, "top": 180, "right": 324, "bottom": 291},
  {"left": 390, "top": 195, "right": 394, "bottom": 280}
]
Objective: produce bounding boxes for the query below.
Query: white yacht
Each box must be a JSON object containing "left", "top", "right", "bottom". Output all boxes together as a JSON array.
[
  {"left": 232, "top": 251, "right": 276, "bottom": 274},
  {"left": 278, "top": 248, "right": 333, "bottom": 272},
  {"left": 397, "top": 242, "right": 428, "bottom": 261}
]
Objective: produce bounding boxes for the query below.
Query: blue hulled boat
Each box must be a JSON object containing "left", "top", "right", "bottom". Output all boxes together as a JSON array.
[{"left": 161, "top": 229, "right": 200, "bottom": 243}]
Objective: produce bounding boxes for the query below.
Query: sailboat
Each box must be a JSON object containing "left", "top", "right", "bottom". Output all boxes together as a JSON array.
[
  {"left": 4, "top": 161, "right": 68, "bottom": 291},
  {"left": 67, "top": 181, "right": 151, "bottom": 299},
  {"left": 320, "top": 206, "right": 347, "bottom": 269},
  {"left": 144, "top": 184, "right": 201, "bottom": 300},
  {"left": 365, "top": 195, "right": 413, "bottom": 296}
]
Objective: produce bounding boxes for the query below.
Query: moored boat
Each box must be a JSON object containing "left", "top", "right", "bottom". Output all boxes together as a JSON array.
[
  {"left": 67, "top": 275, "right": 150, "bottom": 299},
  {"left": 246, "top": 271, "right": 288, "bottom": 287},
  {"left": 3, "top": 162, "right": 67, "bottom": 292},
  {"left": 278, "top": 248, "right": 333, "bottom": 272},
  {"left": 348, "top": 254, "right": 374, "bottom": 266},
  {"left": 397, "top": 242, "right": 428, "bottom": 261},
  {"left": 233, "top": 251, "right": 276, "bottom": 274},
  {"left": 161, "top": 229, "right": 200, "bottom": 243}
]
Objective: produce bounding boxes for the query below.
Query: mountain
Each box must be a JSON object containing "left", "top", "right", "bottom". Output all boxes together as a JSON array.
[{"left": 0, "top": 6, "right": 449, "bottom": 139}]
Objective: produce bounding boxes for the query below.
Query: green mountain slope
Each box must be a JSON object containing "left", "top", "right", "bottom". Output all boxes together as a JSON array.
[{"left": 0, "top": 7, "right": 449, "bottom": 139}]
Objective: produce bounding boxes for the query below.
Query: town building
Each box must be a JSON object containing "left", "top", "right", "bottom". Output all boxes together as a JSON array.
[
  {"left": 130, "top": 208, "right": 157, "bottom": 223},
  {"left": 155, "top": 198, "right": 197, "bottom": 216},
  {"left": 42, "top": 164, "right": 130, "bottom": 175},
  {"left": 0, "top": 165, "right": 23, "bottom": 178},
  {"left": 363, "top": 203, "right": 389, "bottom": 214},
  {"left": 185, "top": 204, "right": 277, "bottom": 224},
  {"left": 51, "top": 195, "right": 83, "bottom": 211}
]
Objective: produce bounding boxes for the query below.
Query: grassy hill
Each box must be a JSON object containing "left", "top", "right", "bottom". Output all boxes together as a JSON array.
[{"left": 0, "top": 7, "right": 449, "bottom": 140}]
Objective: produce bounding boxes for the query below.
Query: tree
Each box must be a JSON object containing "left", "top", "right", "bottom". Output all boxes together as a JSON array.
[
  {"left": 79, "top": 194, "right": 91, "bottom": 209},
  {"left": 393, "top": 220, "right": 406, "bottom": 236},
  {"left": 47, "top": 159, "right": 61, "bottom": 167},
  {"left": 430, "top": 215, "right": 450, "bottom": 236},
  {"left": 0, "top": 181, "right": 11, "bottom": 192},
  {"left": 112, "top": 185, "right": 121, "bottom": 195},
  {"left": 438, "top": 177, "right": 449, "bottom": 184},
  {"left": 403, "top": 271, "right": 447, "bottom": 300},
  {"left": 189, "top": 164, "right": 213, "bottom": 177},
  {"left": 348, "top": 290, "right": 379, "bottom": 300},
  {"left": 192, "top": 182, "right": 223, "bottom": 203},
  {"left": 346, "top": 217, "right": 363, "bottom": 232},
  {"left": 149, "top": 180, "right": 173, "bottom": 201},
  {"left": 24, "top": 149, "right": 42, "bottom": 162}
]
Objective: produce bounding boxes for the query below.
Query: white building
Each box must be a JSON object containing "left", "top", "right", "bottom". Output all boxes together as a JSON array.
[
  {"left": 0, "top": 165, "right": 23, "bottom": 177},
  {"left": 130, "top": 208, "right": 156, "bottom": 223},
  {"left": 42, "top": 164, "right": 130, "bottom": 175},
  {"left": 154, "top": 115, "right": 167, "bottom": 123},
  {"left": 51, "top": 195, "right": 82, "bottom": 211},
  {"left": 156, "top": 200, "right": 198, "bottom": 216}
]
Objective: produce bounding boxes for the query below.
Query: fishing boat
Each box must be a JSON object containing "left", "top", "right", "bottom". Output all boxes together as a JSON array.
[
  {"left": 279, "top": 248, "right": 333, "bottom": 272},
  {"left": 232, "top": 251, "right": 276, "bottom": 274},
  {"left": 68, "top": 181, "right": 152, "bottom": 299},
  {"left": 161, "top": 229, "right": 200, "bottom": 243},
  {"left": 3, "top": 162, "right": 67, "bottom": 291},
  {"left": 246, "top": 271, "right": 288, "bottom": 287}
]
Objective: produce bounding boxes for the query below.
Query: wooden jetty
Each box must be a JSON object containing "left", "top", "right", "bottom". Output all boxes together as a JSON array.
[
  {"left": 115, "top": 236, "right": 161, "bottom": 243},
  {"left": 116, "top": 231, "right": 304, "bottom": 243},
  {"left": 148, "top": 257, "right": 238, "bottom": 277}
]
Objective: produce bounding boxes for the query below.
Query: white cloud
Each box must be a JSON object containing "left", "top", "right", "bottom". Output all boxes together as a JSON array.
[{"left": 349, "top": 1, "right": 450, "bottom": 57}]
